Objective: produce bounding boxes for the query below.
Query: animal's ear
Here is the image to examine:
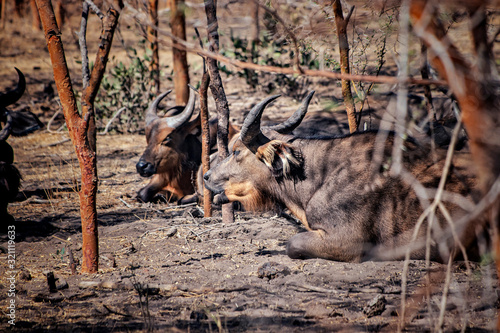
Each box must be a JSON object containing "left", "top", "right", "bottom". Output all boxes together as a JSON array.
[{"left": 256, "top": 140, "right": 303, "bottom": 179}]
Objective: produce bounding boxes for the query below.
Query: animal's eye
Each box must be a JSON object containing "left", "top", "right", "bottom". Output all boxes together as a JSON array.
[
  {"left": 162, "top": 137, "right": 172, "bottom": 146},
  {"left": 233, "top": 150, "right": 243, "bottom": 162}
]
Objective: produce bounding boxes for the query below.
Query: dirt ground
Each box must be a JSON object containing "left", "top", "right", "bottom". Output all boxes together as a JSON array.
[{"left": 0, "top": 1, "right": 499, "bottom": 332}]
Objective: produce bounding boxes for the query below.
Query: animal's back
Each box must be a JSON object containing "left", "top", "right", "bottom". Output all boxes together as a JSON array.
[{"left": 295, "top": 131, "right": 476, "bottom": 261}]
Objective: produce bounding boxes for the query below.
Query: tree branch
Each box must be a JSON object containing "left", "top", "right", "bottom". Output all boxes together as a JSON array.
[
  {"left": 85, "top": 0, "right": 104, "bottom": 20},
  {"left": 122, "top": 5, "right": 448, "bottom": 87},
  {"left": 78, "top": 1, "right": 90, "bottom": 89},
  {"left": 82, "top": 1, "right": 123, "bottom": 108},
  {"left": 251, "top": 0, "right": 302, "bottom": 72},
  {"left": 204, "top": 0, "right": 233, "bottom": 223}
]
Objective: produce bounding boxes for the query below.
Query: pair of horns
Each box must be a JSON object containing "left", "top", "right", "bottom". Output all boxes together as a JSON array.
[
  {"left": 240, "top": 91, "right": 315, "bottom": 146},
  {"left": 0, "top": 68, "right": 26, "bottom": 141},
  {"left": 145, "top": 88, "right": 196, "bottom": 128}
]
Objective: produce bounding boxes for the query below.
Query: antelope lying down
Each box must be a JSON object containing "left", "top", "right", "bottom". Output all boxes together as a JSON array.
[{"left": 204, "top": 92, "right": 475, "bottom": 262}]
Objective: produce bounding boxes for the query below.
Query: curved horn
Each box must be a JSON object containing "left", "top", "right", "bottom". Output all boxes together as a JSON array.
[
  {"left": 0, "top": 68, "right": 26, "bottom": 108},
  {"left": 146, "top": 90, "right": 172, "bottom": 126},
  {"left": 0, "top": 112, "right": 13, "bottom": 141},
  {"left": 164, "top": 87, "right": 196, "bottom": 128},
  {"left": 269, "top": 91, "right": 315, "bottom": 134},
  {"left": 240, "top": 94, "right": 281, "bottom": 146}
]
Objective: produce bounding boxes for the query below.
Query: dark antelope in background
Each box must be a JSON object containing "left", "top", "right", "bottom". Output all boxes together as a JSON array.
[
  {"left": 136, "top": 89, "right": 239, "bottom": 204},
  {"left": 1, "top": 68, "right": 42, "bottom": 225},
  {"left": 136, "top": 89, "right": 201, "bottom": 204},
  {"left": 204, "top": 92, "right": 476, "bottom": 262}
]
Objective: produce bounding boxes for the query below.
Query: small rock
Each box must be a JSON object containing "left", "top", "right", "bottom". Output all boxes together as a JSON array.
[
  {"left": 381, "top": 305, "right": 398, "bottom": 317},
  {"left": 305, "top": 303, "right": 335, "bottom": 319},
  {"left": 56, "top": 278, "right": 69, "bottom": 290},
  {"left": 18, "top": 268, "right": 32, "bottom": 281},
  {"left": 121, "top": 242, "right": 136, "bottom": 254},
  {"left": 363, "top": 294, "right": 387, "bottom": 318},
  {"left": 101, "top": 280, "right": 118, "bottom": 289},
  {"left": 190, "top": 310, "right": 208, "bottom": 322},
  {"left": 257, "top": 262, "right": 291, "bottom": 280},
  {"left": 79, "top": 281, "right": 101, "bottom": 289},
  {"left": 165, "top": 227, "right": 177, "bottom": 237},
  {"left": 183, "top": 207, "right": 204, "bottom": 218},
  {"left": 78, "top": 280, "right": 118, "bottom": 289}
]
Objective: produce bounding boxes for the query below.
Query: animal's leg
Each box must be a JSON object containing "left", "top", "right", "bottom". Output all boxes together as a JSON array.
[
  {"left": 286, "top": 229, "right": 366, "bottom": 262},
  {"left": 178, "top": 193, "right": 199, "bottom": 205},
  {"left": 137, "top": 175, "right": 165, "bottom": 202}
]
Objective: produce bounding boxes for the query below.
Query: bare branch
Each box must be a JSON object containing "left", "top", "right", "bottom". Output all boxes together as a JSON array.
[
  {"left": 411, "top": 1, "right": 468, "bottom": 97},
  {"left": 345, "top": 4, "right": 355, "bottom": 23},
  {"left": 251, "top": 0, "right": 302, "bottom": 72},
  {"left": 85, "top": 0, "right": 104, "bottom": 20},
  {"left": 82, "top": 2, "right": 122, "bottom": 108},
  {"left": 122, "top": 7, "right": 448, "bottom": 87},
  {"left": 436, "top": 253, "right": 454, "bottom": 331},
  {"left": 97, "top": 107, "right": 126, "bottom": 135},
  {"left": 47, "top": 109, "right": 66, "bottom": 133},
  {"left": 78, "top": 1, "right": 90, "bottom": 89},
  {"left": 194, "top": 26, "right": 204, "bottom": 49}
]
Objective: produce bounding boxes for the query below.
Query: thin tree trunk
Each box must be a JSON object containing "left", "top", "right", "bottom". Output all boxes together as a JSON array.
[
  {"left": 1, "top": 0, "right": 7, "bottom": 29},
  {"left": 36, "top": 0, "right": 122, "bottom": 274},
  {"left": 248, "top": 0, "right": 259, "bottom": 88},
  {"left": 30, "top": 0, "right": 41, "bottom": 31},
  {"left": 54, "top": 0, "right": 64, "bottom": 29},
  {"left": 250, "top": 0, "right": 259, "bottom": 43},
  {"left": 147, "top": 0, "right": 160, "bottom": 93},
  {"left": 200, "top": 68, "right": 212, "bottom": 217},
  {"left": 14, "top": 0, "right": 23, "bottom": 18},
  {"left": 204, "top": 0, "right": 233, "bottom": 224},
  {"left": 169, "top": 0, "right": 189, "bottom": 105},
  {"left": 332, "top": 0, "right": 357, "bottom": 133}
]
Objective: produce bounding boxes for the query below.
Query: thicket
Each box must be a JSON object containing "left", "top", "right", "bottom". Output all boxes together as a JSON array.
[
  {"left": 93, "top": 4, "right": 396, "bottom": 131},
  {"left": 94, "top": 40, "right": 168, "bottom": 133}
]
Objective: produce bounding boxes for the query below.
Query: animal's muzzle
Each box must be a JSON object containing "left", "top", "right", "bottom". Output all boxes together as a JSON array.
[
  {"left": 203, "top": 171, "right": 230, "bottom": 205},
  {"left": 204, "top": 171, "right": 229, "bottom": 205},
  {"left": 203, "top": 170, "right": 224, "bottom": 195},
  {"left": 136, "top": 160, "right": 156, "bottom": 177}
]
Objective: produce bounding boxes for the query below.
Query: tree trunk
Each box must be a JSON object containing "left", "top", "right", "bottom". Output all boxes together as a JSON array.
[
  {"left": 332, "top": 0, "right": 357, "bottom": 133},
  {"left": 147, "top": 0, "right": 160, "bottom": 93},
  {"left": 54, "top": 0, "right": 64, "bottom": 30},
  {"left": 200, "top": 68, "right": 212, "bottom": 217},
  {"left": 14, "top": 0, "right": 23, "bottom": 18},
  {"left": 204, "top": 0, "right": 233, "bottom": 224},
  {"left": 169, "top": 0, "right": 189, "bottom": 105},
  {"left": 1, "top": 0, "right": 7, "bottom": 29},
  {"left": 409, "top": 0, "right": 500, "bottom": 328},
  {"left": 250, "top": 0, "right": 259, "bottom": 43},
  {"left": 30, "top": 0, "right": 41, "bottom": 31},
  {"left": 247, "top": 0, "right": 259, "bottom": 88},
  {"left": 36, "top": 0, "right": 122, "bottom": 274}
]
